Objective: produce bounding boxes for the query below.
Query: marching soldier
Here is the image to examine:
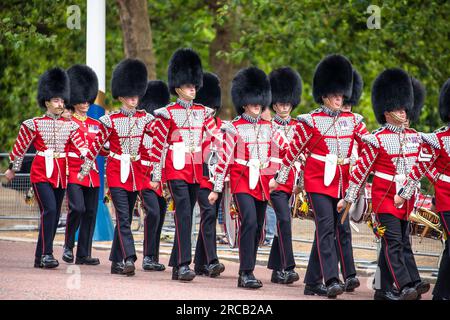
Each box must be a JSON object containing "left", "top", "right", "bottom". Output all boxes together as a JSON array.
[
  {"left": 5, "top": 67, "right": 84, "bottom": 268},
  {"left": 193, "top": 72, "right": 226, "bottom": 277},
  {"left": 62, "top": 64, "right": 103, "bottom": 266},
  {"left": 138, "top": 80, "right": 170, "bottom": 272},
  {"left": 269, "top": 55, "right": 368, "bottom": 298},
  {"left": 209, "top": 67, "right": 284, "bottom": 289},
  {"left": 395, "top": 78, "right": 450, "bottom": 300},
  {"left": 148, "top": 48, "right": 219, "bottom": 281},
  {"left": 266, "top": 67, "right": 302, "bottom": 285},
  {"left": 78, "top": 58, "right": 152, "bottom": 276},
  {"left": 338, "top": 68, "right": 430, "bottom": 300}
]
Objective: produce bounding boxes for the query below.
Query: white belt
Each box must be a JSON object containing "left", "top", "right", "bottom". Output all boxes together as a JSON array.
[
  {"left": 68, "top": 152, "right": 80, "bottom": 158},
  {"left": 109, "top": 152, "right": 141, "bottom": 162},
  {"left": 36, "top": 151, "right": 66, "bottom": 158},
  {"left": 438, "top": 174, "right": 450, "bottom": 183},
  {"left": 270, "top": 157, "right": 283, "bottom": 164},
  {"left": 310, "top": 153, "right": 350, "bottom": 165},
  {"left": 141, "top": 160, "right": 151, "bottom": 167},
  {"left": 235, "top": 158, "right": 270, "bottom": 169},
  {"left": 374, "top": 171, "right": 398, "bottom": 181},
  {"left": 168, "top": 144, "right": 201, "bottom": 153}
]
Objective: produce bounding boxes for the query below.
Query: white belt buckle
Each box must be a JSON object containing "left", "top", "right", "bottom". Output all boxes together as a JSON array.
[
  {"left": 44, "top": 149, "right": 54, "bottom": 178},
  {"left": 324, "top": 154, "right": 338, "bottom": 187}
]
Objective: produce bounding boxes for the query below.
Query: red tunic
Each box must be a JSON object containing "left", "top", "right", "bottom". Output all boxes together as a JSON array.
[
  {"left": 269, "top": 115, "right": 298, "bottom": 194},
  {"left": 213, "top": 114, "right": 285, "bottom": 201},
  {"left": 79, "top": 108, "right": 153, "bottom": 192},
  {"left": 9, "top": 114, "right": 83, "bottom": 189},
  {"left": 345, "top": 124, "right": 421, "bottom": 219},
  {"left": 149, "top": 100, "right": 219, "bottom": 185},
  {"left": 275, "top": 106, "right": 368, "bottom": 199},
  {"left": 139, "top": 120, "right": 165, "bottom": 197},
  {"left": 399, "top": 125, "right": 450, "bottom": 213},
  {"left": 67, "top": 115, "right": 105, "bottom": 188},
  {"left": 199, "top": 117, "right": 222, "bottom": 190}
]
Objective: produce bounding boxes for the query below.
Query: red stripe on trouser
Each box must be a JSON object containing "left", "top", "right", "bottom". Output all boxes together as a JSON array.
[
  {"left": 167, "top": 182, "right": 182, "bottom": 265},
  {"left": 376, "top": 215, "right": 401, "bottom": 290},
  {"left": 33, "top": 183, "right": 45, "bottom": 255},
  {"left": 111, "top": 193, "right": 127, "bottom": 260},
  {"left": 140, "top": 192, "right": 148, "bottom": 255},
  {"left": 440, "top": 212, "right": 450, "bottom": 235},
  {"left": 277, "top": 221, "right": 287, "bottom": 269},
  {"left": 335, "top": 226, "right": 347, "bottom": 279},
  {"left": 64, "top": 186, "right": 72, "bottom": 246},
  {"left": 199, "top": 205, "right": 210, "bottom": 263},
  {"left": 307, "top": 194, "right": 325, "bottom": 279},
  {"left": 233, "top": 195, "right": 243, "bottom": 267}
]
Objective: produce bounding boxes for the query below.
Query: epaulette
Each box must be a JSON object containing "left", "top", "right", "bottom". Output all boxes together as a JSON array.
[
  {"left": 220, "top": 120, "right": 238, "bottom": 135},
  {"left": 362, "top": 134, "right": 380, "bottom": 148},
  {"left": 420, "top": 132, "right": 440, "bottom": 149},
  {"left": 296, "top": 114, "right": 314, "bottom": 128},
  {"left": 204, "top": 106, "right": 215, "bottom": 118},
  {"left": 153, "top": 107, "right": 171, "bottom": 120},
  {"left": 99, "top": 114, "right": 113, "bottom": 128},
  {"left": 353, "top": 113, "right": 365, "bottom": 124},
  {"left": 23, "top": 119, "right": 36, "bottom": 131}
]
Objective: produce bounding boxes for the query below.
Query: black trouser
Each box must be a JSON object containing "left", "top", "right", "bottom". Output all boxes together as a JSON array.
[
  {"left": 306, "top": 205, "right": 357, "bottom": 283},
  {"left": 140, "top": 189, "right": 167, "bottom": 260},
  {"left": 433, "top": 211, "right": 450, "bottom": 298},
  {"left": 32, "top": 182, "right": 65, "bottom": 258},
  {"left": 109, "top": 187, "right": 138, "bottom": 263},
  {"left": 376, "top": 213, "right": 421, "bottom": 291},
  {"left": 64, "top": 184, "right": 99, "bottom": 258},
  {"left": 267, "top": 191, "right": 295, "bottom": 271},
  {"left": 167, "top": 180, "right": 199, "bottom": 267},
  {"left": 304, "top": 193, "right": 340, "bottom": 286},
  {"left": 234, "top": 193, "right": 267, "bottom": 272},
  {"left": 194, "top": 188, "right": 223, "bottom": 267}
]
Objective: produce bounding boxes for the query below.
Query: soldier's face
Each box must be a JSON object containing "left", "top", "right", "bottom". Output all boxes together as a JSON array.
[
  {"left": 341, "top": 104, "right": 352, "bottom": 112},
  {"left": 323, "top": 94, "right": 343, "bottom": 111},
  {"left": 46, "top": 97, "right": 65, "bottom": 115},
  {"left": 74, "top": 102, "right": 90, "bottom": 114},
  {"left": 119, "top": 96, "right": 139, "bottom": 108},
  {"left": 61, "top": 108, "right": 73, "bottom": 120},
  {"left": 180, "top": 84, "right": 196, "bottom": 99},
  {"left": 245, "top": 104, "right": 262, "bottom": 117},
  {"left": 273, "top": 103, "right": 292, "bottom": 118},
  {"left": 385, "top": 109, "right": 407, "bottom": 125}
]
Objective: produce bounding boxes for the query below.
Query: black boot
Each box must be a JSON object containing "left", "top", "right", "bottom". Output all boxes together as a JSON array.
[
  {"left": 173, "top": 265, "right": 195, "bottom": 281},
  {"left": 374, "top": 290, "right": 400, "bottom": 301},
  {"left": 413, "top": 280, "right": 430, "bottom": 297},
  {"left": 344, "top": 276, "right": 360, "bottom": 292},
  {"left": 111, "top": 261, "right": 125, "bottom": 275},
  {"left": 238, "top": 271, "right": 263, "bottom": 289},
  {"left": 35, "top": 255, "right": 59, "bottom": 269},
  {"left": 398, "top": 286, "right": 418, "bottom": 300},
  {"left": 75, "top": 256, "right": 100, "bottom": 265},
  {"left": 62, "top": 246, "right": 74, "bottom": 263},
  {"left": 123, "top": 257, "right": 136, "bottom": 276},
  {"left": 326, "top": 280, "right": 344, "bottom": 298},
  {"left": 142, "top": 256, "right": 165, "bottom": 271},
  {"left": 285, "top": 269, "right": 300, "bottom": 284},
  {"left": 304, "top": 283, "right": 327, "bottom": 296}
]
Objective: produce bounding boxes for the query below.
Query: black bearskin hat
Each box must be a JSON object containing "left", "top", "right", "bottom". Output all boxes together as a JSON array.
[
  {"left": 111, "top": 58, "right": 148, "bottom": 99},
  {"left": 371, "top": 68, "right": 414, "bottom": 124},
  {"left": 312, "top": 54, "right": 353, "bottom": 104},
  {"left": 231, "top": 67, "right": 271, "bottom": 115},
  {"left": 138, "top": 80, "right": 170, "bottom": 115},
  {"left": 168, "top": 48, "right": 203, "bottom": 96},
  {"left": 66, "top": 64, "right": 98, "bottom": 110},
  {"left": 408, "top": 77, "right": 426, "bottom": 123},
  {"left": 439, "top": 78, "right": 450, "bottom": 122},
  {"left": 344, "top": 69, "right": 364, "bottom": 107},
  {"left": 37, "top": 67, "right": 70, "bottom": 109},
  {"left": 194, "top": 72, "right": 221, "bottom": 110},
  {"left": 269, "top": 67, "right": 302, "bottom": 112}
]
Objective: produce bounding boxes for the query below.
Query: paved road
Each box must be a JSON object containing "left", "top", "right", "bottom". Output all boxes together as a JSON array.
[{"left": 0, "top": 240, "right": 432, "bottom": 300}]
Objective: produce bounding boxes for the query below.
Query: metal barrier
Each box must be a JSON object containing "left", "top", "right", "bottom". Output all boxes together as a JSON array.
[{"left": 0, "top": 153, "right": 443, "bottom": 272}]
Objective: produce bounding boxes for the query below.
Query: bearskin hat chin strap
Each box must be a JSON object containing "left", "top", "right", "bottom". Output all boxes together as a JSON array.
[
  {"left": 387, "top": 111, "right": 408, "bottom": 127},
  {"left": 175, "top": 87, "right": 196, "bottom": 101}
]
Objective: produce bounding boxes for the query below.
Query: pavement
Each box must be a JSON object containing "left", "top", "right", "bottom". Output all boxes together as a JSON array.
[{"left": 0, "top": 239, "right": 434, "bottom": 300}]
